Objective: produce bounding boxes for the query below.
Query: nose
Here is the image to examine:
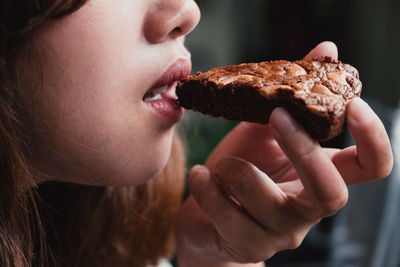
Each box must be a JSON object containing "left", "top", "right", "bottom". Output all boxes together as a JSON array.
[{"left": 144, "top": 0, "right": 201, "bottom": 44}]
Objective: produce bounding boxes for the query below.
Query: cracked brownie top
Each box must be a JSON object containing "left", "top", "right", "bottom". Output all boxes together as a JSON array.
[
  {"left": 177, "top": 57, "right": 362, "bottom": 141},
  {"left": 191, "top": 57, "right": 361, "bottom": 102}
]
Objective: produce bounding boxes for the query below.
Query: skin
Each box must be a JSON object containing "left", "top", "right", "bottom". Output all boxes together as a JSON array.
[
  {"left": 27, "top": 0, "right": 200, "bottom": 185},
  {"left": 23, "top": 0, "right": 393, "bottom": 265},
  {"left": 175, "top": 42, "right": 393, "bottom": 266}
]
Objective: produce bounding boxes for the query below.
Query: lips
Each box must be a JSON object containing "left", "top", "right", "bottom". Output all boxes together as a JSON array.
[
  {"left": 143, "top": 58, "right": 191, "bottom": 125},
  {"left": 143, "top": 59, "right": 192, "bottom": 103}
]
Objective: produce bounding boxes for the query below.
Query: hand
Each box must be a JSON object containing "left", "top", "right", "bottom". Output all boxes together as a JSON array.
[{"left": 175, "top": 41, "right": 393, "bottom": 266}]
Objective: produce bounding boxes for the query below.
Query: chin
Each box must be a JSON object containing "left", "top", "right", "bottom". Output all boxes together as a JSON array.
[{"left": 115, "top": 139, "right": 173, "bottom": 186}]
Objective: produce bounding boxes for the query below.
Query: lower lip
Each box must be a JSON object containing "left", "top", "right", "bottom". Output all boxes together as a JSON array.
[{"left": 144, "top": 90, "right": 184, "bottom": 126}]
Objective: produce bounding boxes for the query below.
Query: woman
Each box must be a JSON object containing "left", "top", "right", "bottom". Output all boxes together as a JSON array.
[{"left": 0, "top": 0, "right": 393, "bottom": 266}]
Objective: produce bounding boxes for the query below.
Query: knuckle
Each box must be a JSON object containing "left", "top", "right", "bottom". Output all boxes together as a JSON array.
[
  {"left": 363, "top": 129, "right": 393, "bottom": 180},
  {"left": 215, "top": 157, "right": 256, "bottom": 195},
  {"left": 381, "top": 161, "right": 394, "bottom": 178},
  {"left": 284, "top": 233, "right": 304, "bottom": 250},
  {"left": 320, "top": 191, "right": 348, "bottom": 216},
  {"left": 362, "top": 157, "right": 393, "bottom": 181},
  {"left": 294, "top": 138, "right": 320, "bottom": 162},
  {"left": 373, "top": 159, "right": 393, "bottom": 180}
]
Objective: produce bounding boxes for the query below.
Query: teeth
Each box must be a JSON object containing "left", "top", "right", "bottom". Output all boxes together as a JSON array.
[
  {"left": 143, "top": 93, "right": 162, "bottom": 103},
  {"left": 143, "top": 85, "right": 168, "bottom": 102}
]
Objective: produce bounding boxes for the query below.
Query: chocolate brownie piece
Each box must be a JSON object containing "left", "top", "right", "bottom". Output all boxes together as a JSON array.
[{"left": 177, "top": 57, "right": 362, "bottom": 141}]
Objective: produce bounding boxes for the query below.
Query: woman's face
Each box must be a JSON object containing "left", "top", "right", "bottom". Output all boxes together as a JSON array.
[{"left": 27, "top": 0, "right": 200, "bottom": 185}]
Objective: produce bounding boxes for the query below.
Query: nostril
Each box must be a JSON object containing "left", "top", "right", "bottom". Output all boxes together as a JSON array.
[
  {"left": 143, "top": 23, "right": 183, "bottom": 44},
  {"left": 171, "top": 27, "right": 182, "bottom": 36},
  {"left": 144, "top": 0, "right": 200, "bottom": 44}
]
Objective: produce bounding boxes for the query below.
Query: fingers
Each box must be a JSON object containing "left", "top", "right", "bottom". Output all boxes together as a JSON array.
[
  {"left": 189, "top": 157, "right": 330, "bottom": 262},
  {"left": 205, "top": 122, "right": 287, "bottom": 176},
  {"left": 213, "top": 158, "right": 293, "bottom": 228},
  {"left": 269, "top": 108, "right": 348, "bottom": 217},
  {"left": 188, "top": 164, "right": 280, "bottom": 261},
  {"left": 213, "top": 157, "right": 320, "bottom": 230},
  {"left": 188, "top": 145, "right": 347, "bottom": 262},
  {"left": 331, "top": 98, "right": 393, "bottom": 184},
  {"left": 304, "top": 41, "right": 338, "bottom": 60}
]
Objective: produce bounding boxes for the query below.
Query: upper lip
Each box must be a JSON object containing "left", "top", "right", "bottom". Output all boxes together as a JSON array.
[{"left": 147, "top": 58, "right": 192, "bottom": 94}]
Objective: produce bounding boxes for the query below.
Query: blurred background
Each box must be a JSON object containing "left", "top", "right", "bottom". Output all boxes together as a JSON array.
[
  {"left": 178, "top": 0, "right": 400, "bottom": 266},
  {"left": 182, "top": 0, "right": 400, "bottom": 166}
]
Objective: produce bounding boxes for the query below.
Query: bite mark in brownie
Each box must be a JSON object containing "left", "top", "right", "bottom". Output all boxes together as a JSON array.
[{"left": 176, "top": 57, "right": 362, "bottom": 141}]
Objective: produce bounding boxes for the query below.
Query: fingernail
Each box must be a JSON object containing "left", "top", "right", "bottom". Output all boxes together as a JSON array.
[
  {"left": 347, "top": 98, "right": 373, "bottom": 126},
  {"left": 190, "top": 165, "right": 208, "bottom": 177},
  {"left": 270, "top": 108, "right": 298, "bottom": 135}
]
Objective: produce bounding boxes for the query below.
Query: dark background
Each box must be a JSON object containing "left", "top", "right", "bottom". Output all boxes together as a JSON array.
[
  {"left": 182, "top": 0, "right": 400, "bottom": 167},
  {"left": 179, "top": 1, "right": 400, "bottom": 266}
]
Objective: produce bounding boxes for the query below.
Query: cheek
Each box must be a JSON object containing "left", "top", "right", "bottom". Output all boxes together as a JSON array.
[
  {"left": 33, "top": 102, "right": 176, "bottom": 185},
  {"left": 27, "top": 1, "right": 176, "bottom": 185},
  {"left": 30, "top": 35, "right": 174, "bottom": 185}
]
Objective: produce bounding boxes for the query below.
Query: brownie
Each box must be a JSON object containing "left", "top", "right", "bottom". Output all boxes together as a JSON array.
[{"left": 176, "top": 57, "right": 362, "bottom": 141}]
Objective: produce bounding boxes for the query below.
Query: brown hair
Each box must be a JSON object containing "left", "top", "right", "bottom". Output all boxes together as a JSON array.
[{"left": 0, "top": 1, "right": 186, "bottom": 266}]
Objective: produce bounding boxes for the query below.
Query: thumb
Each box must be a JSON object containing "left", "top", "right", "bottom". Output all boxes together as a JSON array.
[{"left": 304, "top": 41, "right": 338, "bottom": 60}]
